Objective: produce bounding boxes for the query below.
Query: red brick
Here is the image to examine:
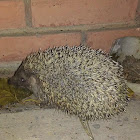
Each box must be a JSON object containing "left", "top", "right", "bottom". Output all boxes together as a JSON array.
[
  {"left": 87, "top": 28, "right": 140, "bottom": 52},
  {"left": 31, "top": 0, "right": 138, "bottom": 27},
  {"left": 0, "top": 1, "right": 25, "bottom": 29},
  {"left": 0, "top": 33, "right": 81, "bottom": 62}
]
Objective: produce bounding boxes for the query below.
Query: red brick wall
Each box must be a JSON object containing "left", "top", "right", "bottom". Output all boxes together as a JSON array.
[{"left": 0, "top": 0, "right": 140, "bottom": 62}]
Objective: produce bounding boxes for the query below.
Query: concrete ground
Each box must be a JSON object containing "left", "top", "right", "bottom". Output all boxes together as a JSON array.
[{"left": 0, "top": 83, "right": 140, "bottom": 140}]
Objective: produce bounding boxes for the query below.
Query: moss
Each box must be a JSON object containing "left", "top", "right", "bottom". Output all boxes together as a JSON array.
[
  {"left": 0, "top": 78, "right": 32, "bottom": 107},
  {"left": 127, "top": 87, "right": 134, "bottom": 98}
]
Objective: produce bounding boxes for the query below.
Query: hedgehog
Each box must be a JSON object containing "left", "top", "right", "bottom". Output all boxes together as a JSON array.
[{"left": 8, "top": 45, "right": 130, "bottom": 140}]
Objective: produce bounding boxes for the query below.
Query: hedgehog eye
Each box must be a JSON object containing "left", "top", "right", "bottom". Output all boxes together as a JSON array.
[{"left": 21, "top": 78, "right": 25, "bottom": 82}]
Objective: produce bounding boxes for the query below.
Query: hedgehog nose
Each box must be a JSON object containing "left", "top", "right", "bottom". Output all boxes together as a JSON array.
[{"left": 8, "top": 77, "right": 17, "bottom": 86}]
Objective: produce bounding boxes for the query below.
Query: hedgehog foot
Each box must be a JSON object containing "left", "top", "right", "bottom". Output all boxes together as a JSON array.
[{"left": 79, "top": 118, "right": 94, "bottom": 140}]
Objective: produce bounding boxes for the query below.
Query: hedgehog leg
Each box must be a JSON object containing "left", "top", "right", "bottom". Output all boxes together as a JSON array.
[{"left": 79, "top": 118, "right": 94, "bottom": 140}]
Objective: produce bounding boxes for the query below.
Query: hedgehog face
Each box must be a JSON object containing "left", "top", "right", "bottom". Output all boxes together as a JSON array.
[
  {"left": 8, "top": 61, "right": 43, "bottom": 99},
  {"left": 8, "top": 63, "right": 37, "bottom": 93},
  {"left": 8, "top": 64, "right": 30, "bottom": 88}
]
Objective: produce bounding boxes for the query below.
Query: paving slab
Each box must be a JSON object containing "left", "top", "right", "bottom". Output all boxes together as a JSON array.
[{"left": 0, "top": 98, "right": 140, "bottom": 140}]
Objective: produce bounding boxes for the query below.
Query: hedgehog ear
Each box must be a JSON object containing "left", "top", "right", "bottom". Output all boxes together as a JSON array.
[
  {"left": 28, "top": 76, "right": 37, "bottom": 86},
  {"left": 28, "top": 76, "right": 41, "bottom": 97}
]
